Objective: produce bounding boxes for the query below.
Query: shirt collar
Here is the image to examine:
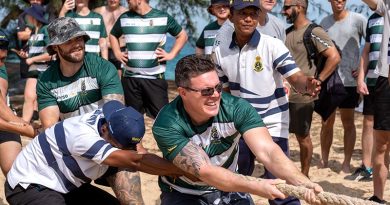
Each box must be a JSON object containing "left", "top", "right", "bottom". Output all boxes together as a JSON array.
[{"left": 229, "top": 29, "right": 261, "bottom": 49}]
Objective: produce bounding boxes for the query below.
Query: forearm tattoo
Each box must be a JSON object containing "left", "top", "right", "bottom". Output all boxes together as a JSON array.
[
  {"left": 173, "top": 141, "right": 210, "bottom": 178},
  {"left": 103, "top": 94, "right": 125, "bottom": 104},
  {"left": 107, "top": 169, "right": 145, "bottom": 205}
]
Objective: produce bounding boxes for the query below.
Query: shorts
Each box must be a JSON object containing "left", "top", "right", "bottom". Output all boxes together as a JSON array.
[
  {"left": 121, "top": 77, "right": 168, "bottom": 119},
  {"left": 108, "top": 47, "right": 126, "bottom": 70},
  {"left": 160, "top": 189, "right": 254, "bottom": 205},
  {"left": 373, "top": 76, "right": 390, "bottom": 131},
  {"left": 0, "top": 66, "right": 8, "bottom": 81},
  {"left": 0, "top": 130, "right": 21, "bottom": 144},
  {"left": 289, "top": 102, "right": 314, "bottom": 136},
  {"left": 5, "top": 181, "right": 119, "bottom": 205},
  {"left": 362, "top": 86, "right": 375, "bottom": 116},
  {"left": 27, "top": 63, "right": 48, "bottom": 78},
  {"left": 338, "top": 87, "right": 359, "bottom": 108}
]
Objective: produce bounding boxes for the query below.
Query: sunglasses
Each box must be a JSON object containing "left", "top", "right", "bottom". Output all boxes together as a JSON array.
[
  {"left": 184, "top": 82, "right": 223, "bottom": 96},
  {"left": 282, "top": 4, "right": 298, "bottom": 10}
]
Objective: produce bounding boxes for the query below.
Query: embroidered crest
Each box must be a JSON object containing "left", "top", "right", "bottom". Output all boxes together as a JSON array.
[
  {"left": 81, "top": 80, "right": 87, "bottom": 95},
  {"left": 149, "top": 19, "right": 153, "bottom": 26},
  {"left": 254, "top": 55, "right": 263, "bottom": 72},
  {"left": 210, "top": 126, "right": 221, "bottom": 144}
]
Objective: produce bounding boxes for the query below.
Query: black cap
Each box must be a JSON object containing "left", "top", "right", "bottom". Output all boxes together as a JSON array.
[{"left": 231, "top": 0, "right": 261, "bottom": 10}]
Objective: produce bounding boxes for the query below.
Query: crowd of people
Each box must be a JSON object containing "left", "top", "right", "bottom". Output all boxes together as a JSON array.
[{"left": 0, "top": 0, "right": 388, "bottom": 204}]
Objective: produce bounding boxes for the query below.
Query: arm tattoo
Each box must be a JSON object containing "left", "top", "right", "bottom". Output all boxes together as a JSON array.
[
  {"left": 173, "top": 141, "right": 210, "bottom": 178},
  {"left": 103, "top": 94, "right": 125, "bottom": 104},
  {"left": 107, "top": 168, "right": 145, "bottom": 205}
]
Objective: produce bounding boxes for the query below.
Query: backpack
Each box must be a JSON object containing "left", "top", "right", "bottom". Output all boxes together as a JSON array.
[{"left": 286, "top": 23, "right": 347, "bottom": 121}]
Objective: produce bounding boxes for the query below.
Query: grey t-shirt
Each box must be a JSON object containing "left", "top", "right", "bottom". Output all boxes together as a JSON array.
[
  {"left": 320, "top": 12, "right": 367, "bottom": 87},
  {"left": 258, "top": 13, "right": 286, "bottom": 42}
]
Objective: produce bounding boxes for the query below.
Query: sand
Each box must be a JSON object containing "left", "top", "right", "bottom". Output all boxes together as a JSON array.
[{"left": 0, "top": 81, "right": 389, "bottom": 205}]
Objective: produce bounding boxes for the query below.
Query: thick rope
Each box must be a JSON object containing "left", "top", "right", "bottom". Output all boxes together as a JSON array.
[{"left": 276, "top": 184, "right": 382, "bottom": 205}]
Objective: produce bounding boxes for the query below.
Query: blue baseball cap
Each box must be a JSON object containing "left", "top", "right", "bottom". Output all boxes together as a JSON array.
[
  {"left": 0, "top": 30, "right": 9, "bottom": 50},
  {"left": 102, "top": 100, "right": 145, "bottom": 148},
  {"left": 231, "top": 0, "right": 261, "bottom": 10}
]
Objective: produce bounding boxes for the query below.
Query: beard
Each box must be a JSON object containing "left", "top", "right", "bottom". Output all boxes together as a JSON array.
[
  {"left": 58, "top": 44, "right": 85, "bottom": 63},
  {"left": 286, "top": 9, "right": 298, "bottom": 24}
]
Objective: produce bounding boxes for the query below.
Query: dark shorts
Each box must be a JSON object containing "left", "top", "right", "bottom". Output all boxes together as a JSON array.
[
  {"left": 108, "top": 47, "right": 126, "bottom": 70},
  {"left": 0, "top": 130, "right": 21, "bottom": 144},
  {"left": 373, "top": 76, "right": 390, "bottom": 131},
  {"left": 338, "top": 87, "right": 360, "bottom": 108},
  {"left": 289, "top": 102, "right": 314, "bottom": 136},
  {"left": 160, "top": 189, "right": 254, "bottom": 205},
  {"left": 5, "top": 181, "right": 119, "bottom": 205},
  {"left": 363, "top": 86, "right": 375, "bottom": 116},
  {"left": 121, "top": 77, "right": 168, "bottom": 119}
]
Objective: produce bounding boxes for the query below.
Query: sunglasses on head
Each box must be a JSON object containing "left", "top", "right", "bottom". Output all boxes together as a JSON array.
[
  {"left": 184, "top": 82, "right": 223, "bottom": 96},
  {"left": 282, "top": 4, "right": 297, "bottom": 10}
]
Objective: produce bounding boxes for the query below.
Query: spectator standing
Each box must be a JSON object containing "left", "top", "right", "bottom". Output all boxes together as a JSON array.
[
  {"left": 360, "top": 0, "right": 389, "bottom": 203},
  {"left": 195, "top": 0, "right": 230, "bottom": 55},
  {"left": 109, "top": 0, "right": 188, "bottom": 119},
  {"left": 15, "top": 5, "right": 51, "bottom": 123},
  {"left": 351, "top": 13, "right": 384, "bottom": 182},
  {"left": 59, "top": 0, "right": 108, "bottom": 59},
  {"left": 94, "top": 0, "right": 128, "bottom": 77},
  {"left": 258, "top": 0, "right": 286, "bottom": 41},
  {"left": 283, "top": 0, "right": 340, "bottom": 177},
  {"left": 319, "top": 0, "right": 366, "bottom": 173}
]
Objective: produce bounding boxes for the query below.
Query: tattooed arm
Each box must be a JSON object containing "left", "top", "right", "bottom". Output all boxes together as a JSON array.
[
  {"left": 106, "top": 169, "right": 144, "bottom": 205},
  {"left": 172, "top": 141, "right": 286, "bottom": 200},
  {"left": 102, "top": 94, "right": 125, "bottom": 104}
]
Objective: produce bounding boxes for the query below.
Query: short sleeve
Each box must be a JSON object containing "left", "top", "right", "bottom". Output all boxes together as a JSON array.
[
  {"left": 196, "top": 29, "right": 206, "bottom": 49},
  {"left": 99, "top": 14, "right": 107, "bottom": 38},
  {"left": 110, "top": 14, "right": 124, "bottom": 38},
  {"left": 271, "top": 39, "right": 300, "bottom": 78},
  {"left": 311, "top": 27, "right": 334, "bottom": 54},
  {"left": 167, "top": 14, "right": 182, "bottom": 37},
  {"left": 37, "top": 75, "right": 58, "bottom": 111},
  {"left": 97, "top": 60, "right": 124, "bottom": 96},
  {"left": 232, "top": 97, "right": 264, "bottom": 134}
]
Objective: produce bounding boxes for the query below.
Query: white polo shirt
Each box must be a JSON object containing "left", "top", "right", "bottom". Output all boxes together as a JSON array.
[
  {"left": 7, "top": 109, "right": 118, "bottom": 194},
  {"left": 213, "top": 29, "right": 300, "bottom": 139}
]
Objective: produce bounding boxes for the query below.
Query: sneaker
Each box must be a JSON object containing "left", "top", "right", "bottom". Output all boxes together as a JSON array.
[
  {"left": 345, "top": 165, "right": 372, "bottom": 181},
  {"left": 368, "top": 195, "right": 387, "bottom": 204}
]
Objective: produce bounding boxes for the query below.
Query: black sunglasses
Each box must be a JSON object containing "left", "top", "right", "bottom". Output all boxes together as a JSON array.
[
  {"left": 282, "top": 4, "right": 297, "bottom": 11},
  {"left": 184, "top": 82, "right": 223, "bottom": 96}
]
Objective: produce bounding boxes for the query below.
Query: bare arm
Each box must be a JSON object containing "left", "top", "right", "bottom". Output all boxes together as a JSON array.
[
  {"left": 286, "top": 71, "right": 321, "bottom": 97},
  {"left": 59, "top": 0, "right": 74, "bottom": 17},
  {"left": 172, "top": 141, "right": 286, "bottom": 200},
  {"left": 243, "top": 127, "right": 323, "bottom": 203},
  {"left": 361, "top": 0, "right": 378, "bottom": 10},
  {"left": 102, "top": 94, "right": 124, "bottom": 105},
  {"left": 99, "top": 38, "right": 108, "bottom": 60},
  {"left": 109, "top": 34, "right": 127, "bottom": 65},
  {"left": 26, "top": 53, "right": 52, "bottom": 66},
  {"left": 156, "top": 30, "right": 188, "bottom": 62},
  {"left": 357, "top": 42, "right": 370, "bottom": 95},
  {"left": 39, "top": 106, "right": 60, "bottom": 129},
  {"left": 17, "top": 27, "right": 32, "bottom": 41},
  {"left": 316, "top": 46, "right": 341, "bottom": 82}
]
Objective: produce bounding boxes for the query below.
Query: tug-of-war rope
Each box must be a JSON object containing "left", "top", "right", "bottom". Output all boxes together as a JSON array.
[{"left": 276, "top": 184, "right": 382, "bottom": 205}]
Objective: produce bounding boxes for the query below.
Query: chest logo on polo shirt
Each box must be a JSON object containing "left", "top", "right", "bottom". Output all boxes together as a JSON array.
[
  {"left": 149, "top": 20, "right": 153, "bottom": 26},
  {"left": 254, "top": 55, "right": 263, "bottom": 72},
  {"left": 210, "top": 126, "right": 221, "bottom": 144},
  {"left": 81, "top": 80, "right": 87, "bottom": 95}
]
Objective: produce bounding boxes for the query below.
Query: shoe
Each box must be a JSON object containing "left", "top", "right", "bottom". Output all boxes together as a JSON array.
[
  {"left": 345, "top": 165, "right": 372, "bottom": 181},
  {"left": 368, "top": 195, "right": 387, "bottom": 204}
]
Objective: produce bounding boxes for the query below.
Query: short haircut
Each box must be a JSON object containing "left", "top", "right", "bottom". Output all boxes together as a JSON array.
[
  {"left": 175, "top": 54, "right": 216, "bottom": 88},
  {"left": 295, "top": 0, "right": 308, "bottom": 8}
]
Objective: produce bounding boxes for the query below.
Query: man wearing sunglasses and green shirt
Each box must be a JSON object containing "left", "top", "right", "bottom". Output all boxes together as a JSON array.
[{"left": 152, "top": 54, "right": 323, "bottom": 205}]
